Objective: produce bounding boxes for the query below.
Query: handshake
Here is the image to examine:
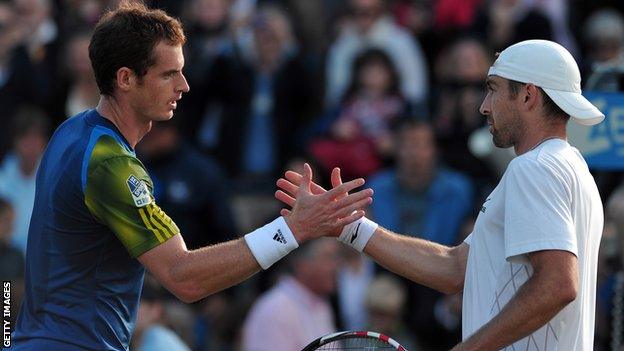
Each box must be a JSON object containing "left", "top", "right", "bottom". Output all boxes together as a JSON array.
[{"left": 244, "top": 164, "right": 379, "bottom": 270}]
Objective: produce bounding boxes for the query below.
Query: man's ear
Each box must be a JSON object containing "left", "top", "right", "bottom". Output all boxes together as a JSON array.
[
  {"left": 522, "top": 83, "right": 540, "bottom": 111},
  {"left": 116, "top": 67, "right": 134, "bottom": 92}
]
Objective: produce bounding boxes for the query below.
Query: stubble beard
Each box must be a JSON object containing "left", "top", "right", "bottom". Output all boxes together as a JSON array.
[
  {"left": 492, "top": 127, "right": 513, "bottom": 149},
  {"left": 491, "top": 110, "right": 524, "bottom": 149}
]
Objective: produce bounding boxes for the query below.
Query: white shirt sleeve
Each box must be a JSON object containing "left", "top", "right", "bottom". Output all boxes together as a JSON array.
[
  {"left": 503, "top": 158, "right": 577, "bottom": 264},
  {"left": 464, "top": 232, "right": 474, "bottom": 246}
]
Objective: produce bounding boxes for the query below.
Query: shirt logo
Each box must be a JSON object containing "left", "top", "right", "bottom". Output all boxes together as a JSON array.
[
  {"left": 273, "top": 229, "right": 287, "bottom": 244},
  {"left": 127, "top": 175, "right": 152, "bottom": 208}
]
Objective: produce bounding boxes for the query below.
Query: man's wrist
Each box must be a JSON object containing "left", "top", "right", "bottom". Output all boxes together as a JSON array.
[
  {"left": 338, "top": 217, "right": 378, "bottom": 252},
  {"left": 283, "top": 215, "right": 307, "bottom": 244},
  {"left": 244, "top": 217, "right": 299, "bottom": 269}
]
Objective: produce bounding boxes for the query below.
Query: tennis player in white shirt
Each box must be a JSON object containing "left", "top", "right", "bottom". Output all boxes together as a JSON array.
[{"left": 276, "top": 39, "right": 605, "bottom": 350}]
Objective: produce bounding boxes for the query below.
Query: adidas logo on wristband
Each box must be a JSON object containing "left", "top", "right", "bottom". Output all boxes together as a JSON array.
[
  {"left": 244, "top": 217, "right": 299, "bottom": 270},
  {"left": 273, "top": 230, "right": 287, "bottom": 244}
]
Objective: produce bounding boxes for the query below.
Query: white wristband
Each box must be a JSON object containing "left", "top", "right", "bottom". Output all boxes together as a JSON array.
[
  {"left": 338, "top": 217, "right": 378, "bottom": 252},
  {"left": 244, "top": 216, "right": 299, "bottom": 270}
]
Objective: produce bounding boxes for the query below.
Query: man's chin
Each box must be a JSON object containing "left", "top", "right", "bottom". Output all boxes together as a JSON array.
[
  {"left": 492, "top": 135, "right": 512, "bottom": 149},
  {"left": 153, "top": 112, "right": 175, "bottom": 122}
]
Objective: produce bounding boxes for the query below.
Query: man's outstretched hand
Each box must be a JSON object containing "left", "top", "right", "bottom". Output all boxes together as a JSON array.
[{"left": 278, "top": 165, "right": 368, "bottom": 238}]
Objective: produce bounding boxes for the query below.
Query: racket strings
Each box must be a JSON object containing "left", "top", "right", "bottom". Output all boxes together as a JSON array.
[{"left": 315, "top": 338, "right": 396, "bottom": 350}]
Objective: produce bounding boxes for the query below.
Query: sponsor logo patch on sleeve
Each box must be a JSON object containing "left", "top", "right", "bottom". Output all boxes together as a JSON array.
[{"left": 126, "top": 174, "right": 152, "bottom": 207}]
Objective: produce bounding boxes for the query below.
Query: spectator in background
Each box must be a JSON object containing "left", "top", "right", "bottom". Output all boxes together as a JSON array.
[
  {"left": 0, "top": 197, "right": 24, "bottom": 326},
  {"left": 200, "top": 4, "right": 318, "bottom": 184},
  {"left": 533, "top": 0, "right": 578, "bottom": 57},
  {"left": 48, "top": 30, "right": 99, "bottom": 126},
  {"left": 595, "top": 185, "right": 624, "bottom": 351},
  {"left": 132, "top": 279, "right": 191, "bottom": 351},
  {"left": 582, "top": 8, "right": 624, "bottom": 92},
  {"left": 434, "top": 38, "right": 490, "bottom": 141},
  {"left": 366, "top": 274, "right": 420, "bottom": 351},
  {"left": 579, "top": 8, "right": 624, "bottom": 205},
  {"left": 309, "top": 48, "right": 405, "bottom": 180},
  {"left": 433, "top": 37, "right": 498, "bottom": 195},
  {"left": 472, "top": 0, "right": 553, "bottom": 52},
  {"left": 368, "top": 118, "right": 473, "bottom": 245},
  {"left": 179, "top": 0, "right": 239, "bottom": 148},
  {"left": 241, "top": 238, "right": 339, "bottom": 351},
  {"left": 336, "top": 247, "right": 375, "bottom": 331},
  {"left": 325, "top": 0, "right": 428, "bottom": 108},
  {"left": 182, "top": 0, "right": 235, "bottom": 88},
  {"left": 59, "top": 0, "right": 108, "bottom": 36},
  {"left": 0, "top": 0, "right": 54, "bottom": 157},
  {"left": 0, "top": 106, "right": 49, "bottom": 255},
  {"left": 138, "top": 120, "right": 237, "bottom": 250},
  {"left": 367, "top": 118, "right": 472, "bottom": 350},
  {"left": 11, "top": 0, "right": 60, "bottom": 102}
]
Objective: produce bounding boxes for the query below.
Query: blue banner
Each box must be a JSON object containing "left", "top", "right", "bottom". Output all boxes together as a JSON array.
[{"left": 568, "top": 92, "right": 624, "bottom": 170}]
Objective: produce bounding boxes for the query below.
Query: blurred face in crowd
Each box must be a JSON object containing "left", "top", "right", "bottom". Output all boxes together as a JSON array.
[
  {"left": 253, "top": 10, "right": 291, "bottom": 68},
  {"left": 13, "top": 0, "right": 49, "bottom": 28},
  {"left": 129, "top": 42, "right": 189, "bottom": 123},
  {"left": 295, "top": 239, "right": 339, "bottom": 296},
  {"left": 453, "top": 41, "right": 490, "bottom": 127},
  {"left": 0, "top": 205, "right": 15, "bottom": 243},
  {"left": 67, "top": 34, "right": 93, "bottom": 77},
  {"left": 192, "top": 0, "right": 229, "bottom": 31},
  {"left": 397, "top": 123, "right": 437, "bottom": 178},
  {"left": 359, "top": 60, "right": 392, "bottom": 97},
  {"left": 15, "top": 126, "right": 47, "bottom": 167},
  {"left": 479, "top": 76, "right": 525, "bottom": 148},
  {"left": 351, "top": 0, "right": 384, "bottom": 32},
  {"left": 453, "top": 40, "right": 490, "bottom": 83},
  {"left": 590, "top": 39, "right": 622, "bottom": 63}
]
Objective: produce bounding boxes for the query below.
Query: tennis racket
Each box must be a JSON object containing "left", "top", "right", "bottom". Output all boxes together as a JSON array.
[{"left": 301, "top": 331, "right": 408, "bottom": 350}]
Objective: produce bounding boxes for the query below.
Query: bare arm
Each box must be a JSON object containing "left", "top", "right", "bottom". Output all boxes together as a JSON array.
[
  {"left": 451, "top": 250, "right": 578, "bottom": 351},
  {"left": 138, "top": 235, "right": 259, "bottom": 303},
  {"left": 275, "top": 168, "right": 469, "bottom": 295},
  {"left": 139, "top": 164, "right": 373, "bottom": 303},
  {"left": 364, "top": 229, "right": 469, "bottom": 294}
]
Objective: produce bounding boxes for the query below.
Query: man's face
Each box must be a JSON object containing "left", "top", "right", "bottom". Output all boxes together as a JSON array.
[
  {"left": 479, "top": 76, "right": 525, "bottom": 149},
  {"left": 15, "top": 128, "right": 47, "bottom": 164},
  {"left": 397, "top": 124, "right": 436, "bottom": 175},
  {"left": 297, "top": 239, "right": 339, "bottom": 296},
  {"left": 129, "top": 42, "right": 189, "bottom": 123},
  {"left": 350, "top": 0, "right": 383, "bottom": 32}
]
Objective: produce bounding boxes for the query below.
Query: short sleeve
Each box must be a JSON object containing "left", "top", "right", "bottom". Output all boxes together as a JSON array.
[
  {"left": 503, "top": 158, "right": 577, "bottom": 264},
  {"left": 85, "top": 156, "right": 180, "bottom": 258}
]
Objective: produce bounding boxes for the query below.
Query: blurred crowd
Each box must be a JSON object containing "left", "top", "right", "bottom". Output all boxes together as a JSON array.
[{"left": 1, "top": 0, "right": 624, "bottom": 350}]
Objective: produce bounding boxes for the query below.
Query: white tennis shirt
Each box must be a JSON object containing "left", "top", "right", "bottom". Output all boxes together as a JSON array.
[{"left": 462, "top": 138, "right": 603, "bottom": 350}]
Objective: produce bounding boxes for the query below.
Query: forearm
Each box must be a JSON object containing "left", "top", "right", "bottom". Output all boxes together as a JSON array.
[
  {"left": 364, "top": 227, "right": 466, "bottom": 294},
  {"left": 455, "top": 271, "right": 575, "bottom": 351},
  {"left": 171, "top": 238, "right": 260, "bottom": 301}
]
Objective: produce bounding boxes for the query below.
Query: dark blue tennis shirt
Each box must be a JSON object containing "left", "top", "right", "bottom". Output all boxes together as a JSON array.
[{"left": 12, "top": 110, "right": 179, "bottom": 350}]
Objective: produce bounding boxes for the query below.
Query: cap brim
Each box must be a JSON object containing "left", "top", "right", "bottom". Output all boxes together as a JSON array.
[{"left": 542, "top": 88, "right": 605, "bottom": 126}]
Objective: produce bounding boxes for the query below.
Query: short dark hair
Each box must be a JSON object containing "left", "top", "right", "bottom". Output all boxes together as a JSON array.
[
  {"left": 508, "top": 80, "right": 570, "bottom": 121},
  {"left": 89, "top": 1, "right": 186, "bottom": 96},
  {"left": 343, "top": 47, "right": 401, "bottom": 103}
]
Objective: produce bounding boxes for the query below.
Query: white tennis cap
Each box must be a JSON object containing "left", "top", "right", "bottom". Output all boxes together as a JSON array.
[{"left": 488, "top": 39, "right": 605, "bottom": 126}]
